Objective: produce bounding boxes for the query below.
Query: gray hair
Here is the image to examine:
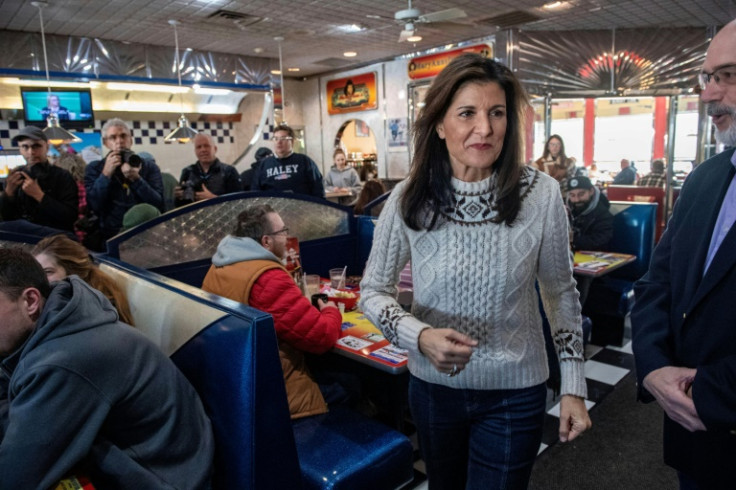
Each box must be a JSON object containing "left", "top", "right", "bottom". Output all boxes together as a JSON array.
[{"left": 101, "top": 118, "right": 131, "bottom": 139}]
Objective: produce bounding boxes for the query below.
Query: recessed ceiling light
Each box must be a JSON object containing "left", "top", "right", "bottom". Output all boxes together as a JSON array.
[
  {"left": 407, "top": 35, "right": 422, "bottom": 42},
  {"left": 254, "top": 47, "right": 264, "bottom": 54},
  {"left": 343, "top": 51, "right": 358, "bottom": 57},
  {"left": 287, "top": 67, "right": 300, "bottom": 72},
  {"left": 543, "top": 1, "right": 566, "bottom": 9},
  {"left": 271, "top": 69, "right": 281, "bottom": 75},
  {"left": 337, "top": 24, "right": 365, "bottom": 33}
]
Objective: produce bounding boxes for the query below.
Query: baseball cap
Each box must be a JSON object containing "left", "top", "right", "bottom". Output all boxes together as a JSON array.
[
  {"left": 567, "top": 176, "right": 593, "bottom": 191},
  {"left": 12, "top": 126, "right": 48, "bottom": 145},
  {"left": 255, "top": 147, "right": 273, "bottom": 161}
]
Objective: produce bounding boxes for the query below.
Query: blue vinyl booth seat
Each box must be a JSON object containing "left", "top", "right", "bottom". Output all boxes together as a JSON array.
[
  {"left": 582, "top": 201, "right": 657, "bottom": 346},
  {"left": 96, "top": 237, "right": 414, "bottom": 488}
]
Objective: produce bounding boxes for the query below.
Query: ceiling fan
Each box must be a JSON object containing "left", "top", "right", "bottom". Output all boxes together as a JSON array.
[{"left": 394, "top": 1, "right": 467, "bottom": 42}]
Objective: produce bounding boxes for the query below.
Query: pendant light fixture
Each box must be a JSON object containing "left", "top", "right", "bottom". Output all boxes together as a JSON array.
[
  {"left": 274, "top": 36, "right": 287, "bottom": 125},
  {"left": 31, "top": 1, "right": 81, "bottom": 145},
  {"left": 164, "top": 19, "right": 198, "bottom": 143}
]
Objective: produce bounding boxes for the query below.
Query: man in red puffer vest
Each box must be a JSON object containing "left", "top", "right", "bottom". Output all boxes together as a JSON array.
[{"left": 202, "top": 204, "right": 342, "bottom": 419}]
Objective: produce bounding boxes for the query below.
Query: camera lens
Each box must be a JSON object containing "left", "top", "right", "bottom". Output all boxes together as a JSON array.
[{"left": 127, "top": 154, "right": 143, "bottom": 168}]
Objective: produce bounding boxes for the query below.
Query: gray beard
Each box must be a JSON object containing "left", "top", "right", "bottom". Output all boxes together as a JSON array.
[
  {"left": 707, "top": 102, "right": 736, "bottom": 147},
  {"left": 715, "top": 119, "right": 736, "bottom": 147}
]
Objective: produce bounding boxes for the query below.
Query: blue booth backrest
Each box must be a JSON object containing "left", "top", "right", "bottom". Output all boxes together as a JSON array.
[
  {"left": 105, "top": 191, "right": 361, "bottom": 286},
  {"left": 96, "top": 257, "right": 302, "bottom": 490},
  {"left": 607, "top": 201, "right": 657, "bottom": 281}
]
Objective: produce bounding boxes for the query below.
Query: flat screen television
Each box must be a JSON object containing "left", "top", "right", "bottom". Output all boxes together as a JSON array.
[{"left": 21, "top": 87, "right": 94, "bottom": 129}]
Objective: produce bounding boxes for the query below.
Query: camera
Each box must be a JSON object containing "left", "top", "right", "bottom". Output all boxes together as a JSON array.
[
  {"left": 181, "top": 180, "right": 196, "bottom": 202},
  {"left": 119, "top": 150, "right": 143, "bottom": 168}
]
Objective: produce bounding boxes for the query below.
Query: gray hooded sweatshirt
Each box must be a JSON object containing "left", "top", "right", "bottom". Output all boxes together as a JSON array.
[{"left": 0, "top": 276, "right": 213, "bottom": 489}]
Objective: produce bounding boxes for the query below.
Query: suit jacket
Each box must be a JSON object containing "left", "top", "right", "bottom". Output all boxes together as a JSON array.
[{"left": 632, "top": 147, "right": 736, "bottom": 486}]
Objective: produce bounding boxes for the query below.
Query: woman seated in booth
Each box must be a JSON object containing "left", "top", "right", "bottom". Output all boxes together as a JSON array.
[
  {"left": 353, "top": 179, "right": 386, "bottom": 216},
  {"left": 32, "top": 234, "right": 134, "bottom": 326},
  {"left": 324, "top": 148, "right": 362, "bottom": 205}
]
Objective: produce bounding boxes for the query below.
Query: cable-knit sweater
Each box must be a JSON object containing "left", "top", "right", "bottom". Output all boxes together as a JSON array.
[{"left": 359, "top": 166, "right": 587, "bottom": 397}]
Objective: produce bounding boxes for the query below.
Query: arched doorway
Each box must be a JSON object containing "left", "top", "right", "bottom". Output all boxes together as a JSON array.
[{"left": 334, "top": 119, "right": 377, "bottom": 181}]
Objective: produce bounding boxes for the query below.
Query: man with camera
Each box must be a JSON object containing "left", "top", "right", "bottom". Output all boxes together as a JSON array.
[
  {"left": 174, "top": 133, "right": 241, "bottom": 207},
  {"left": 0, "top": 126, "right": 78, "bottom": 232},
  {"left": 85, "top": 119, "right": 163, "bottom": 242}
]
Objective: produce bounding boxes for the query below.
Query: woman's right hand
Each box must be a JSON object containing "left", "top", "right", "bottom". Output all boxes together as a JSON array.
[{"left": 418, "top": 328, "right": 477, "bottom": 377}]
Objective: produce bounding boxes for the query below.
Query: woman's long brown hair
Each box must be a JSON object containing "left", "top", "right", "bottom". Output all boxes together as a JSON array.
[{"left": 32, "top": 235, "right": 134, "bottom": 326}]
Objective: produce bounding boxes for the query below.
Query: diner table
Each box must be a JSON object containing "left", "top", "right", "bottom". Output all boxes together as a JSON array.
[
  {"left": 325, "top": 189, "right": 354, "bottom": 204},
  {"left": 322, "top": 300, "right": 410, "bottom": 431},
  {"left": 334, "top": 309, "right": 408, "bottom": 375},
  {"left": 573, "top": 250, "right": 636, "bottom": 277}
]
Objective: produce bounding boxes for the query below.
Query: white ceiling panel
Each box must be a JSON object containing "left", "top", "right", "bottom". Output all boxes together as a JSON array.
[{"left": 0, "top": 0, "right": 733, "bottom": 76}]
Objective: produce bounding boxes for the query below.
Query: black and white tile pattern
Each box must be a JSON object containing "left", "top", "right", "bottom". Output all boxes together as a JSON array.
[{"left": 0, "top": 119, "right": 235, "bottom": 150}]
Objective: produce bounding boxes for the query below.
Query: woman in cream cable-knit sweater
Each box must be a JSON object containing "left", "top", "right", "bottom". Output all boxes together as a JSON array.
[{"left": 359, "top": 54, "right": 591, "bottom": 489}]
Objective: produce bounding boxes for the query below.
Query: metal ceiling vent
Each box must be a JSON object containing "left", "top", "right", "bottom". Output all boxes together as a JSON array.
[
  {"left": 207, "top": 9, "right": 264, "bottom": 28},
  {"left": 477, "top": 11, "right": 541, "bottom": 29}
]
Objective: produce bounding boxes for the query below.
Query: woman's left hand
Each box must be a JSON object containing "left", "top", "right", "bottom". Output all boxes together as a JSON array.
[{"left": 558, "top": 394, "right": 592, "bottom": 442}]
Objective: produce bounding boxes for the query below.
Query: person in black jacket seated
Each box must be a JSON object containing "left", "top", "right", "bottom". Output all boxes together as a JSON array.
[
  {"left": 174, "top": 133, "right": 241, "bottom": 207},
  {"left": 567, "top": 176, "right": 613, "bottom": 252},
  {"left": 251, "top": 124, "right": 325, "bottom": 198},
  {"left": 85, "top": 119, "right": 163, "bottom": 243},
  {"left": 567, "top": 176, "right": 613, "bottom": 306},
  {"left": 0, "top": 126, "right": 77, "bottom": 232}
]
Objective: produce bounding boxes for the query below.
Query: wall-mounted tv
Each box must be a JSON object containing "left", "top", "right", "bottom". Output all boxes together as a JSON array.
[{"left": 21, "top": 87, "right": 94, "bottom": 129}]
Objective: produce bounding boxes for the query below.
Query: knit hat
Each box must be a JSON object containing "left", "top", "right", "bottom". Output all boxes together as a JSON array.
[
  {"left": 122, "top": 203, "right": 161, "bottom": 231},
  {"left": 567, "top": 176, "right": 593, "bottom": 191},
  {"left": 12, "top": 126, "right": 48, "bottom": 144},
  {"left": 255, "top": 147, "right": 273, "bottom": 161}
]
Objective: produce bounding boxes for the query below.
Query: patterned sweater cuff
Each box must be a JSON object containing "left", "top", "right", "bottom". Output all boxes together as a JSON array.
[
  {"left": 560, "top": 358, "right": 588, "bottom": 398},
  {"left": 397, "top": 315, "right": 432, "bottom": 355}
]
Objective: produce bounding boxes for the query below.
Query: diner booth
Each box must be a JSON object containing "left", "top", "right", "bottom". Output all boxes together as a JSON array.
[{"left": 0, "top": 191, "right": 414, "bottom": 490}]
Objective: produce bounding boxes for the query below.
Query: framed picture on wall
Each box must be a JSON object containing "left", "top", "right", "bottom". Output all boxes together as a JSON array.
[
  {"left": 326, "top": 72, "right": 378, "bottom": 115},
  {"left": 387, "top": 118, "right": 408, "bottom": 149},
  {"left": 355, "top": 120, "right": 370, "bottom": 138}
]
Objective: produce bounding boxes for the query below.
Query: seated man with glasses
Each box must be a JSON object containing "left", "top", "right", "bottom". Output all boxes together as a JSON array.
[
  {"left": 202, "top": 205, "right": 342, "bottom": 419},
  {"left": 250, "top": 124, "right": 326, "bottom": 198},
  {"left": 0, "top": 126, "right": 78, "bottom": 232}
]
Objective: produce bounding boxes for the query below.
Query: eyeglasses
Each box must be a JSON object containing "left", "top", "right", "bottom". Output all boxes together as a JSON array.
[
  {"left": 272, "top": 136, "right": 293, "bottom": 142},
  {"left": 19, "top": 143, "right": 44, "bottom": 151},
  {"left": 698, "top": 64, "right": 736, "bottom": 90},
  {"left": 265, "top": 226, "right": 289, "bottom": 236}
]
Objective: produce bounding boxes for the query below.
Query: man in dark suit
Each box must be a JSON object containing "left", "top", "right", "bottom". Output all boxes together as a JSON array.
[{"left": 632, "top": 19, "right": 736, "bottom": 488}]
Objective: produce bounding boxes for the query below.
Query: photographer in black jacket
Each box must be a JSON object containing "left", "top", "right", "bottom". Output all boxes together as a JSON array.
[
  {"left": 0, "top": 126, "right": 77, "bottom": 232},
  {"left": 175, "top": 133, "right": 241, "bottom": 207}
]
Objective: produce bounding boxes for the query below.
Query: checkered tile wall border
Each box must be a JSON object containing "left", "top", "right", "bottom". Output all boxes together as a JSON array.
[{"left": 0, "top": 119, "right": 235, "bottom": 150}]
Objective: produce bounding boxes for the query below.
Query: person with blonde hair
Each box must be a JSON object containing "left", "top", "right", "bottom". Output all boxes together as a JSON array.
[
  {"left": 54, "top": 152, "right": 88, "bottom": 242},
  {"left": 32, "top": 234, "right": 134, "bottom": 326}
]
